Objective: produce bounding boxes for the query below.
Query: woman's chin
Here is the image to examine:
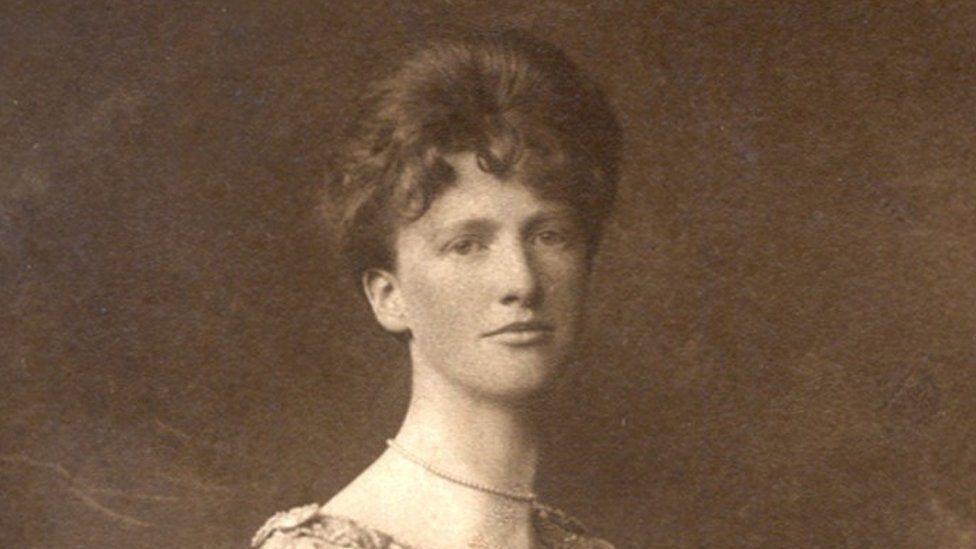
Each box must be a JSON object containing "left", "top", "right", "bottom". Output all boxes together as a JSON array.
[{"left": 470, "top": 356, "right": 566, "bottom": 403}]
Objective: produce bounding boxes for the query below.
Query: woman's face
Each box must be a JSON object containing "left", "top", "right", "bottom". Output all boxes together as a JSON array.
[{"left": 388, "top": 152, "right": 590, "bottom": 402}]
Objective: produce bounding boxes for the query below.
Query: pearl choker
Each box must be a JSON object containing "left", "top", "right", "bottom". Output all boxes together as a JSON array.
[{"left": 385, "top": 438, "right": 538, "bottom": 503}]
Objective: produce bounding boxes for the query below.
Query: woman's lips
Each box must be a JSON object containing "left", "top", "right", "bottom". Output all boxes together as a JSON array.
[
  {"left": 482, "top": 321, "right": 555, "bottom": 346},
  {"left": 487, "top": 329, "right": 554, "bottom": 346}
]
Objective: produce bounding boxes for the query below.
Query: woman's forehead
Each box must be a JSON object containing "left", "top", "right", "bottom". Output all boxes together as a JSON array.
[{"left": 411, "top": 153, "right": 574, "bottom": 230}]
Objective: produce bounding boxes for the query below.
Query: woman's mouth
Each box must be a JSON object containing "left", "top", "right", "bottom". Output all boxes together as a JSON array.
[{"left": 482, "top": 321, "right": 555, "bottom": 346}]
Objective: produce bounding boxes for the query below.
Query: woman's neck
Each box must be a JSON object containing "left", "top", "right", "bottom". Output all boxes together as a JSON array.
[
  {"left": 392, "top": 357, "right": 541, "bottom": 494},
  {"left": 322, "top": 354, "right": 546, "bottom": 548}
]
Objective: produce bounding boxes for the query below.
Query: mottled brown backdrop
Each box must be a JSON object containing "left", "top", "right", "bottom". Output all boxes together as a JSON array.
[{"left": 2, "top": 1, "right": 975, "bottom": 547}]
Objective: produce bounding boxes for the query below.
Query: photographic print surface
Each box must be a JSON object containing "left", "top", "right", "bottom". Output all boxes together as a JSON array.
[{"left": 2, "top": 2, "right": 975, "bottom": 547}]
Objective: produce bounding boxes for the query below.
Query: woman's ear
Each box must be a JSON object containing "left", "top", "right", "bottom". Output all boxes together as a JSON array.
[{"left": 361, "top": 268, "right": 409, "bottom": 334}]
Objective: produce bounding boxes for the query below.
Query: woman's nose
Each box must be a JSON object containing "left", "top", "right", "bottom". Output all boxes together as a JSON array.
[{"left": 495, "top": 240, "right": 542, "bottom": 307}]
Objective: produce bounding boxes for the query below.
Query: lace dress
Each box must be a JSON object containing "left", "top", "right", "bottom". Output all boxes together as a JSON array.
[{"left": 252, "top": 501, "right": 615, "bottom": 548}]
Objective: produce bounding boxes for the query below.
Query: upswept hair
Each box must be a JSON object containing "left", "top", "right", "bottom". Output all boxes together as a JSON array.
[{"left": 326, "top": 30, "right": 622, "bottom": 281}]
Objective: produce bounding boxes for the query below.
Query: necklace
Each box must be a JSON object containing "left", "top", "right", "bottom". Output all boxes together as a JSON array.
[{"left": 385, "top": 438, "right": 538, "bottom": 503}]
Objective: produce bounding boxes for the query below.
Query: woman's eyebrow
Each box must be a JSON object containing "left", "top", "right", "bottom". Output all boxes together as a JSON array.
[
  {"left": 428, "top": 218, "right": 499, "bottom": 241},
  {"left": 523, "top": 209, "right": 578, "bottom": 229}
]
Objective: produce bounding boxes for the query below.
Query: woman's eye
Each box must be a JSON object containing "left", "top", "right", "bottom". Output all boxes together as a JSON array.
[
  {"left": 448, "top": 238, "right": 484, "bottom": 256},
  {"left": 534, "top": 229, "right": 569, "bottom": 247}
]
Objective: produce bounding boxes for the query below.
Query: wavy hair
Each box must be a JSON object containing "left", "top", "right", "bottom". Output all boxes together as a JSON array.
[{"left": 326, "top": 30, "right": 622, "bottom": 281}]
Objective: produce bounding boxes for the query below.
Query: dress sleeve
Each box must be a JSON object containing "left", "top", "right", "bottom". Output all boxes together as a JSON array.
[
  {"left": 252, "top": 503, "right": 403, "bottom": 549},
  {"left": 532, "top": 502, "right": 617, "bottom": 548},
  {"left": 257, "top": 530, "right": 352, "bottom": 549}
]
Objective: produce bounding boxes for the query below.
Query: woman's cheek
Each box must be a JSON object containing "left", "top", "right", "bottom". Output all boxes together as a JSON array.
[{"left": 408, "top": 272, "right": 473, "bottom": 331}]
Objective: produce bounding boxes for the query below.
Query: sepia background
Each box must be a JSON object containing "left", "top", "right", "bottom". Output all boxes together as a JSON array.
[{"left": 2, "top": 1, "right": 975, "bottom": 547}]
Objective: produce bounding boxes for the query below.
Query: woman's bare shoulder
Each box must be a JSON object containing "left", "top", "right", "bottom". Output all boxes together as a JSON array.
[{"left": 252, "top": 503, "right": 414, "bottom": 549}]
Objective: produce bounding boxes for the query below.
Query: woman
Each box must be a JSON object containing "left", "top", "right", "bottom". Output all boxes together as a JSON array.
[{"left": 254, "top": 30, "right": 622, "bottom": 549}]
